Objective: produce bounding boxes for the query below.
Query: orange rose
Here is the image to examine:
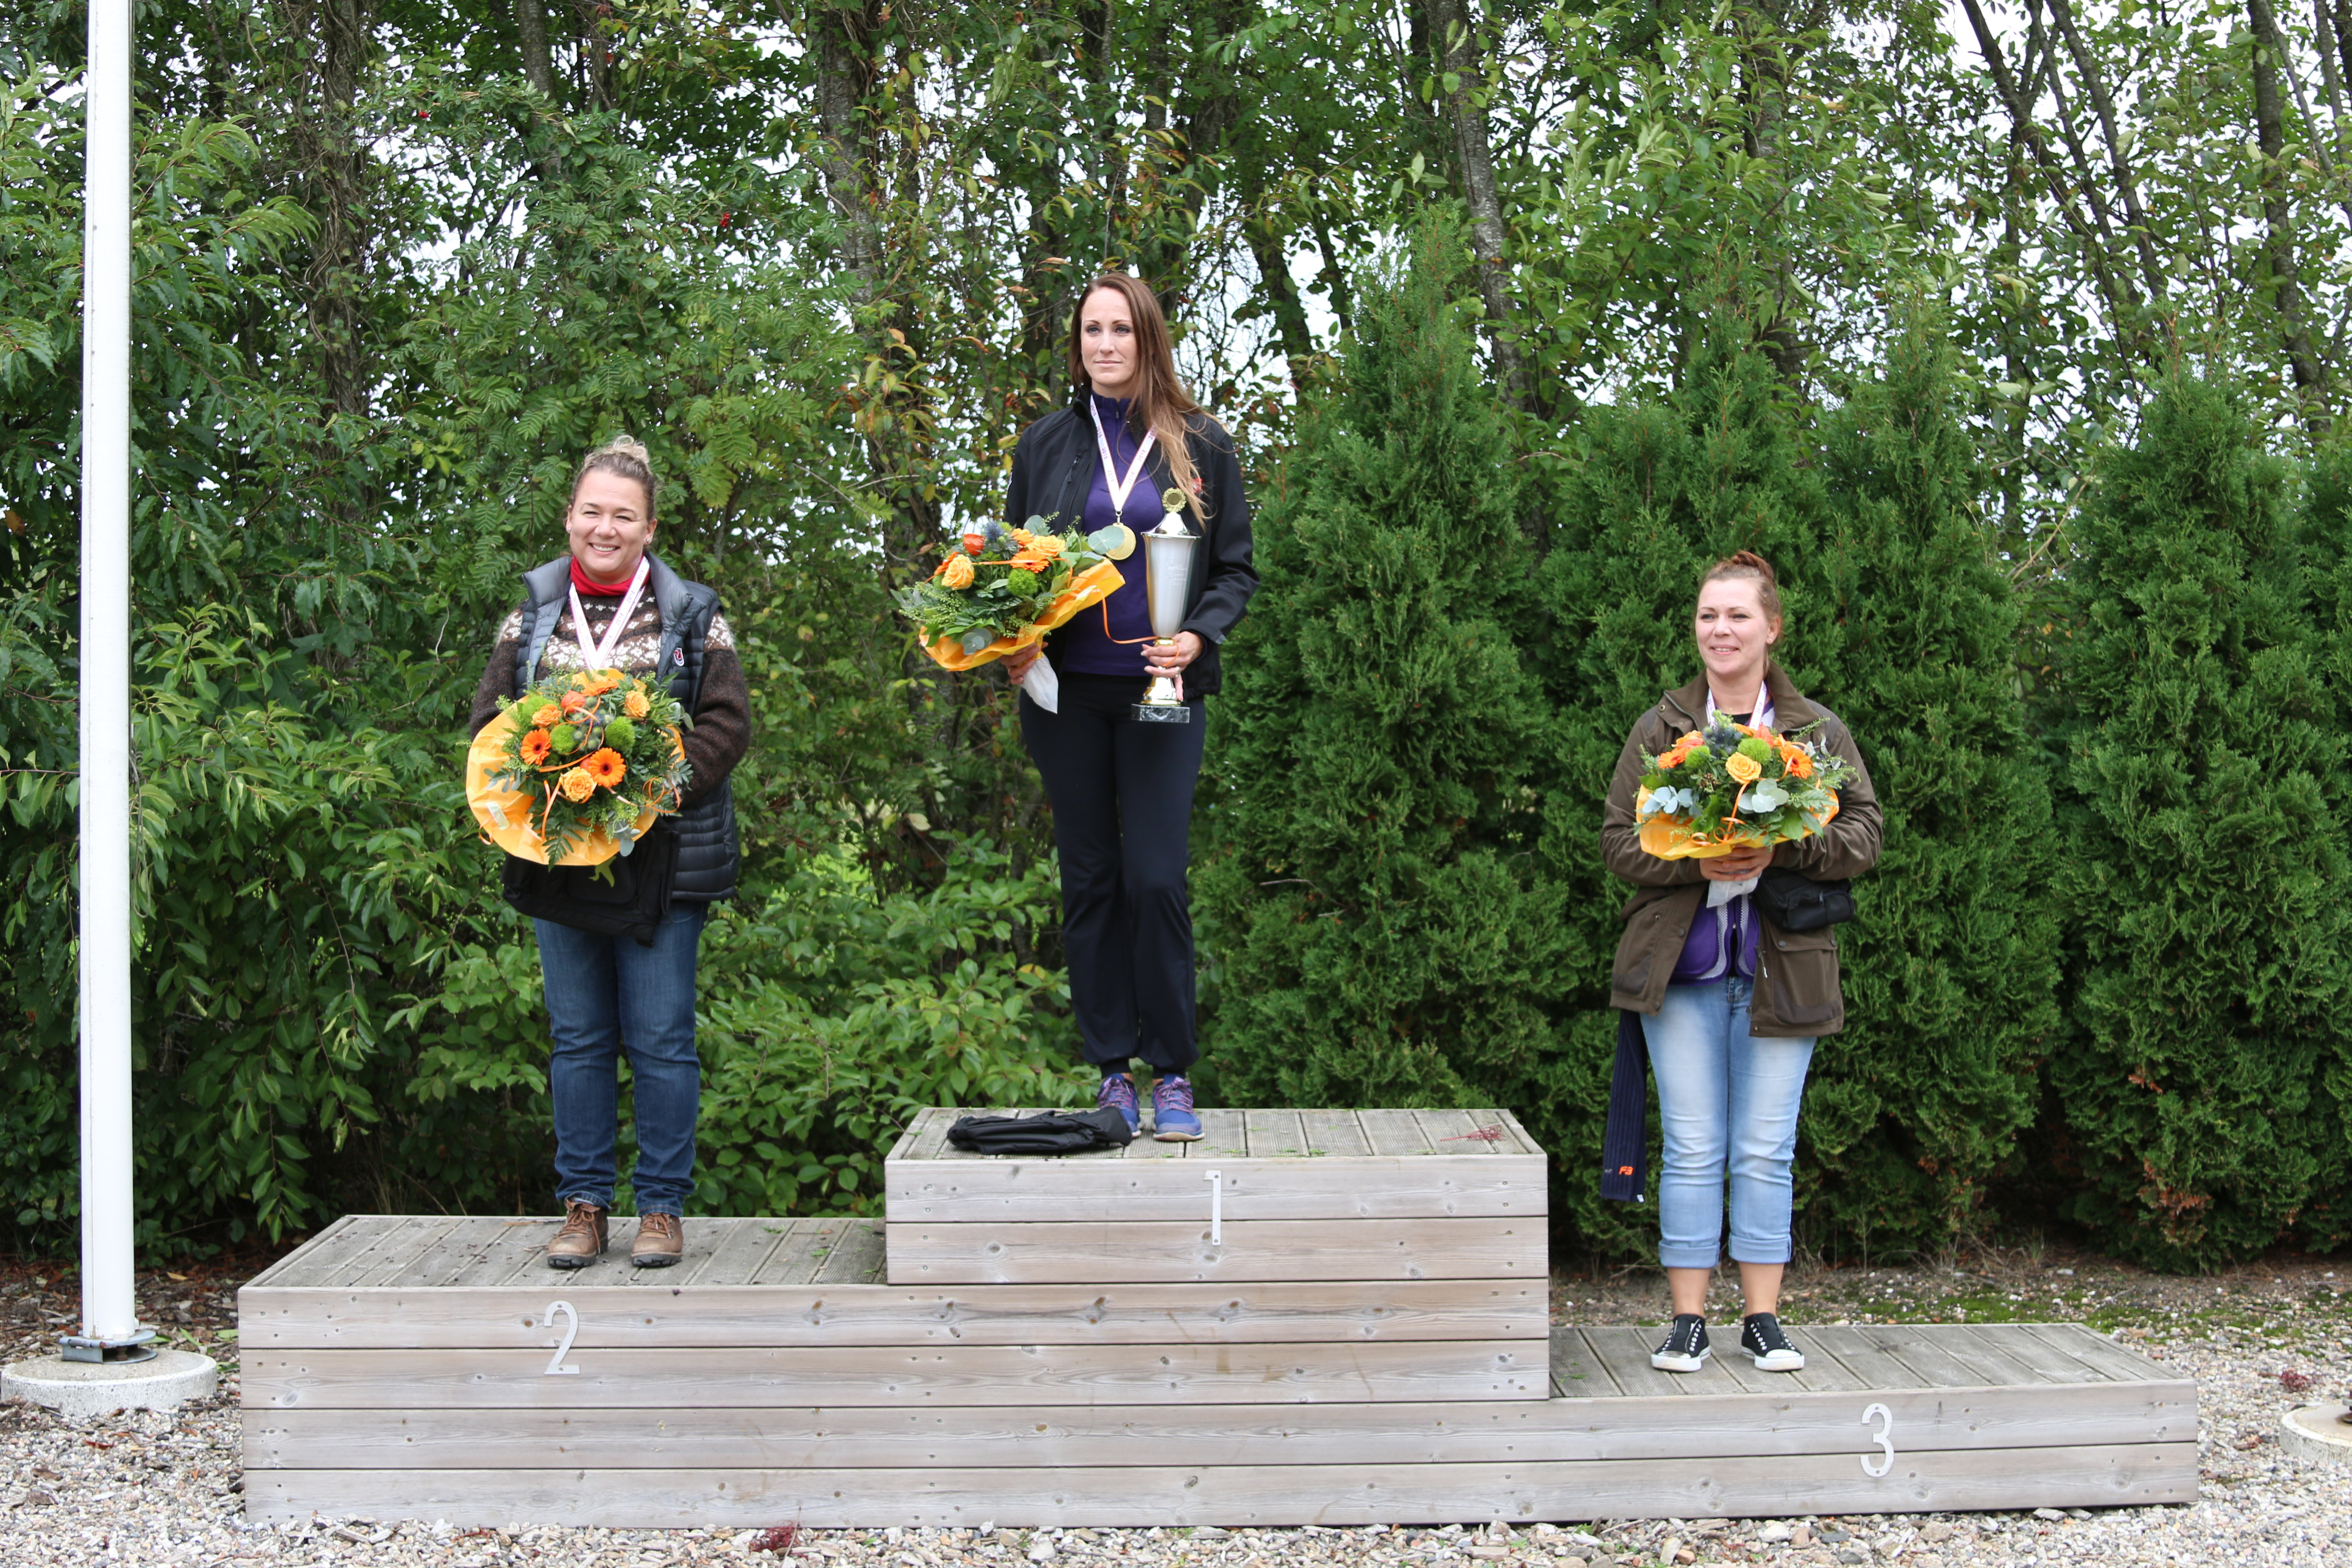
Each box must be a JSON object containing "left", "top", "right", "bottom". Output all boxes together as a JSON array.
[
  {"left": 623, "top": 690, "right": 651, "bottom": 720},
  {"left": 560, "top": 691, "right": 587, "bottom": 714},
  {"left": 520, "top": 730, "right": 553, "bottom": 766},
  {"left": 585, "top": 671, "right": 621, "bottom": 696},
  {"left": 1725, "top": 752, "right": 1764, "bottom": 785},
  {"left": 559, "top": 767, "right": 596, "bottom": 802},
  {"left": 961, "top": 532, "right": 986, "bottom": 554},
  {"left": 1010, "top": 527, "right": 1035, "bottom": 548},
  {"left": 584, "top": 748, "right": 627, "bottom": 789},
  {"left": 941, "top": 553, "right": 975, "bottom": 590},
  {"left": 531, "top": 703, "right": 562, "bottom": 729},
  {"left": 1027, "top": 534, "right": 1066, "bottom": 560}
]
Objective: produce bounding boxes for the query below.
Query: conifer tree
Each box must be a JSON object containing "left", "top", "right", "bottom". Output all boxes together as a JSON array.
[
  {"left": 1799, "top": 325, "right": 2058, "bottom": 1253},
  {"left": 1197, "top": 228, "right": 1571, "bottom": 1118},
  {"left": 2048, "top": 377, "right": 2352, "bottom": 1269}
]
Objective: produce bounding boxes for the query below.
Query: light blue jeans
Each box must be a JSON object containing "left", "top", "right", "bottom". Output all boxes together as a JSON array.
[
  {"left": 1642, "top": 976, "right": 1816, "bottom": 1270},
  {"left": 533, "top": 904, "right": 707, "bottom": 1215}
]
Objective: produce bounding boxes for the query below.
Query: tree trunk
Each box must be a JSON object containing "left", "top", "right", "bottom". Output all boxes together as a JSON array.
[
  {"left": 2248, "top": 0, "right": 2333, "bottom": 434},
  {"left": 274, "top": 0, "right": 376, "bottom": 426},
  {"left": 517, "top": 0, "right": 552, "bottom": 95},
  {"left": 1421, "top": 0, "right": 1525, "bottom": 407},
  {"left": 2043, "top": 0, "right": 2168, "bottom": 300}
]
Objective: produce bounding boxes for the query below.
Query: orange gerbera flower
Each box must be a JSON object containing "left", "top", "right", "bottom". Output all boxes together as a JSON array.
[
  {"left": 531, "top": 703, "right": 563, "bottom": 729},
  {"left": 1779, "top": 745, "right": 1814, "bottom": 780},
  {"left": 1009, "top": 550, "right": 1049, "bottom": 572},
  {"left": 560, "top": 690, "right": 588, "bottom": 714},
  {"left": 623, "top": 689, "right": 651, "bottom": 720},
  {"left": 584, "top": 748, "right": 627, "bottom": 789},
  {"left": 519, "top": 730, "right": 553, "bottom": 765},
  {"left": 559, "top": 767, "right": 596, "bottom": 803},
  {"left": 585, "top": 671, "right": 621, "bottom": 696}
]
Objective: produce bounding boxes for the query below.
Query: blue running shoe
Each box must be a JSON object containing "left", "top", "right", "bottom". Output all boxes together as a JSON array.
[
  {"left": 1151, "top": 1074, "right": 1203, "bottom": 1142},
  {"left": 1096, "top": 1071, "right": 1139, "bottom": 1136}
]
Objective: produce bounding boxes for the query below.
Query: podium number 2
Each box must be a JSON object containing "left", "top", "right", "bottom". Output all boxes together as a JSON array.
[
  {"left": 1860, "top": 1402, "right": 1894, "bottom": 1477},
  {"left": 543, "top": 1300, "right": 581, "bottom": 1375}
]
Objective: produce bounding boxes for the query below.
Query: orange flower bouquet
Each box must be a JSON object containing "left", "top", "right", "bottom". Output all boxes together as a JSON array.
[
  {"left": 1633, "top": 717, "right": 1853, "bottom": 861},
  {"left": 466, "top": 668, "right": 691, "bottom": 867},
  {"left": 895, "top": 515, "right": 1126, "bottom": 670}
]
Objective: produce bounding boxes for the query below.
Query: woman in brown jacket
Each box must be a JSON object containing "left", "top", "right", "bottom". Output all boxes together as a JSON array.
[{"left": 1599, "top": 552, "right": 1880, "bottom": 1376}]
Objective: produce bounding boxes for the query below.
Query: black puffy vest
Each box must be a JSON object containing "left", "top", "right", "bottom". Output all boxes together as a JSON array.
[{"left": 513, "top": 555, "right": 741, "bottom": 902}]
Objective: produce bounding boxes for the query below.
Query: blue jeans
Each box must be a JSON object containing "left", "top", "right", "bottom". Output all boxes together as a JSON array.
[
  {"left": 533, "top": 904, "right": 707, "bottom": 1215},
  {"left": 1642, "top": 977, "right": 1815, "bottom": 1270}
]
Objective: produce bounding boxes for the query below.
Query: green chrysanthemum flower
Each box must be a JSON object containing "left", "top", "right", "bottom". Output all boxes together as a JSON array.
[
  {"left": 549, "top": 723, "right": 580, "bottom": 754},
  {"left": 602, "top": 716, "right": 637, "bottom": 751},
  {"left": 1006, "top": 568, "right": 1040, "bottom": 594},
  {"left": 1737, "top": 736, "right": 1774, "bottom": 762}
]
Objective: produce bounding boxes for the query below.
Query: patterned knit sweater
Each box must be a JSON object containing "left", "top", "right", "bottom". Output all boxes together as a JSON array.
[{"left": 468, "top": 592, "right": 751, "bottom": 809}]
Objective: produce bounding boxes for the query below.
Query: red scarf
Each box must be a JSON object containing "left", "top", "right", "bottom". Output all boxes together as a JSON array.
[{"left": 570, "top": 557, "right": 637, "bottom": 597}]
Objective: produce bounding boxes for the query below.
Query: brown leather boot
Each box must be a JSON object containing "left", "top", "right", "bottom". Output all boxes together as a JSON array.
[
  {"left": 546, "top": 1199, "right": 607, "bottom": 1269},
  {"left": 631, "top": 1212, "right": 683, "bottom": 1268}
]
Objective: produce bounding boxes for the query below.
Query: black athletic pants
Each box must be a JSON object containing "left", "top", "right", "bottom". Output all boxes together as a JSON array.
[{"left": 1018, "top": 673, "right": 1207, "bottom": 1074}]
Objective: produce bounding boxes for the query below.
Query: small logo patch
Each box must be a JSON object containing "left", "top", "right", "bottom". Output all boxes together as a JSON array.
[{"left": 673, "top": 649, "right": 686, "bottom": 666}]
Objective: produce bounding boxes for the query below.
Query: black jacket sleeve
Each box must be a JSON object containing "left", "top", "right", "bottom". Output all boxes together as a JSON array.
[{"left": 1181, "top": 421, "right": 1256, "bottom": 646}]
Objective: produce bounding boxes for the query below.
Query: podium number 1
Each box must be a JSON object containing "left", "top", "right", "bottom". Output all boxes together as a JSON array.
[{"left": 1205, "top": 1170, "right": 1223, "bottom": 1245}]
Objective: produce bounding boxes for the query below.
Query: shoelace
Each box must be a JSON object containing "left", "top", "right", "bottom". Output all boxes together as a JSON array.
[
  {"left": 1153, "top": 1076, "right": 1195, "bottom": 1115},
  {"left": 1746, "top": 1315, "right": 1791, "bottom": 1352},
  {"left": 1098, "top": 1075, "right": 1138, "bottom": 1113},
  {"left": 1667, "top": 1317, "right": 1705, "bottom": 1354}
]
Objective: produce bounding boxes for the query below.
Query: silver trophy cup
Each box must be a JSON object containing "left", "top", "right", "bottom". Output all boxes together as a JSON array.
[{"left": 1132, "top": 512, "right": 1199, "bottom": 724}]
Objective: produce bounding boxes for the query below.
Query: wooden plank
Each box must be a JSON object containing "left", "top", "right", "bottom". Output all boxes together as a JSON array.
[
  {"left": 1359, "top": 1110, "right": 1435, "bottom": 1156},
  {"left": 1298, "top": 1109, "right": 1371, "bottom": 1158},
  {"left": 815, "top": 1220, "right": 887, "bottom": 1285},
  {"left": 1243, "top": 1109, "right": 1307, "bottom": 1160},
  {"left": 374, "top": 1219, "right": 511, "bottom": 1290},
  {"left": 1801, "top": 1327, "right": 1930, "bottom": 1392},
  {"left": 242, "top": 1442, "right": 2200, "bottom": 1527},
  {"left": 885, "top": 1216, "right": 1540, "bottom": 1285},
  {"left": 749, "top": 1219, "right": 822, "bottom": 1286},
  {"left": 235, "top": 1277, "right": 1547, "bottom": 1350},
  {"left": 1571, "top": 1326, "right": 1697, "bottom": 1398},
  {"left": 434, "top": 1220, "right": 561, "bottom": 1287},
  {"left": 902, "top": 1107, "right": 955, "bottom": 1161},
  {"left": 245, "top": 1214, "right": 371, "bottom": 1289},
  {"left": 1867, "top": 1323, "right": 2041, "bottom": 1389},
  {"left": 1413, "top": 1108, "right": 1509, "bottom": 1155},
  {"left": 1548, "top": 1324, "right": 1623, "bottom": 1397},
  {"left": 1969, "top": 1323, "right": 2120, "bottom": 1383},
  {"left": 239, "top": 1339, "right": 1546, "bottom": 1410},
  {"left": 680, "top": 1219, "right": 795, "bottom": 1289},
  {"left": 242, "top": 1378, "right": 2190, "bottom": 1472},
  {"left": 885, "top": 1155, "right": 1545, "bottom": 1224},
  {"left": 338, "top": 1216, "right": 467, "bottom": 1289},
  {"left": 1186, "top": 1108, "right": 1249, "bottom": 1160},
  {"left": 2021, "top": 1323, "right": 2176, "bottom": 1384}
]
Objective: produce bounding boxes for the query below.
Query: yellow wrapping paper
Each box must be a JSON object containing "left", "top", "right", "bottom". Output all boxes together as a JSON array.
[
  {"left": 920, "top": 560, "right": 1126, "bottom": 671},
  {"left": 1635, "top": 786, "right": 1841, "bottom": 861},
  {"left": 466, "top": 709, "right": 677, "bottom": 867}
]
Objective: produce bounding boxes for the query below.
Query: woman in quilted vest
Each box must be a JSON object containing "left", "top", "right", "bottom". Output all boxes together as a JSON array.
[{"left": 467, "top": 437, "right": 750, "bottom": 1270}]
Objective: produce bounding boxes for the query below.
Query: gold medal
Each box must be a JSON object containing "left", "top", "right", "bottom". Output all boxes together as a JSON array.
[
  {"left": 1101, "top": 522, "right": 1136, "bottom": 560},
  {"left": 1161, "top": 486, "right": 1186, "bottom": 514}
]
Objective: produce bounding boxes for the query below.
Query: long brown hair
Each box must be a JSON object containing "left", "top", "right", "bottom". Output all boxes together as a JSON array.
[{"left": 1066, "top": 273, "right": 1210, "bottom": 518}]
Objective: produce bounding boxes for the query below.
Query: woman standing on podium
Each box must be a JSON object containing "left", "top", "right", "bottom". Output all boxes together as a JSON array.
[
  {"left": 995, "top": 273, "right": 1256, "bottom": 1141},
  {"left": 1600, "top": 551, "right": 1880, "bottom": 1375}
]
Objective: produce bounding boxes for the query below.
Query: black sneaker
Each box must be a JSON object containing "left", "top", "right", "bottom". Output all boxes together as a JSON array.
[
  {"left": 1650, "top": 1314, "right": 1710, "bottom": 1372},
  {"left": 1740, "top": 1311, "right": 1806, "bottom": 1371}
]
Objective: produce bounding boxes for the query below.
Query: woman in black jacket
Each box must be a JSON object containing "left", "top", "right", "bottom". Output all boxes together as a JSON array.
[{"left": 996, "top": 273, "right": 1256, "bottom": 1140}]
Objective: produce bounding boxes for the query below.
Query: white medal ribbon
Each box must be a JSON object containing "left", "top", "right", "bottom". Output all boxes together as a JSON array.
[
  {"left": 1705, "top": 676, "right": 1774, "bottom": 908},
  {"left": 568, "top": 557, "right": 652, "bottom": 674},
  {"left": 1089, "top": 399, "right": 1159, "bottom": 527}
]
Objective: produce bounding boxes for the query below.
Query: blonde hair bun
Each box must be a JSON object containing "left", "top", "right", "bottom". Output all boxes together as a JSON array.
[{"left": 572, "top": 435, "right": 660, "bottom": 518}]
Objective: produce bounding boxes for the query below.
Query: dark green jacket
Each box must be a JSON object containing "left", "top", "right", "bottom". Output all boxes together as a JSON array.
[{"left": 1600, "top": 662, "right": 1881, "bottom": 1036}]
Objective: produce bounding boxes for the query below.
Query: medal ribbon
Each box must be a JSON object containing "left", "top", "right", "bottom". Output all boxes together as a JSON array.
[
  {"left": 1089, "top": 399, "right": 1159, "bottom": 527},
  {"left": 569, "top": 557, "right": 652, "bottom": 674}
]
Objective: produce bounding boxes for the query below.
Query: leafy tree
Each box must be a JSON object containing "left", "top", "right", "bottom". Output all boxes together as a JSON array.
[
  {"left": 2046, "top": 375, "right": 2352, "bottom": 1269},
  {"left": 1198, "top": 229, "right": 1572, "bottom": 1124}
]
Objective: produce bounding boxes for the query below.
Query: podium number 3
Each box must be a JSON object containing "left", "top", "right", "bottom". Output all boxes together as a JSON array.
[
  {"left": 1860, "top": 1402, "right": 1894, "bottom": 1477},
  {"left": 543, "top": 1300, "right": 581, "bottom": 1375}
]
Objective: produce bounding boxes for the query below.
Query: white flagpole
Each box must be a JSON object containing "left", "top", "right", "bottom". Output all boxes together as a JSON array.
[{"left": 77, "top": 0, "right": 139, "bottom": 1355}]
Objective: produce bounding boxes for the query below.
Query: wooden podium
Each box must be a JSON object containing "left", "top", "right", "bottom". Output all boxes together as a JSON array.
[{"left": 238, "top": 1109, "right": 2194, "bottom": 1526}]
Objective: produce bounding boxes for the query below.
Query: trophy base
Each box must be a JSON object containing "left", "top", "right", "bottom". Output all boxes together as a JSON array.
[{"left": 1130, "top": 702, "right": 1193, "bottom": 725}]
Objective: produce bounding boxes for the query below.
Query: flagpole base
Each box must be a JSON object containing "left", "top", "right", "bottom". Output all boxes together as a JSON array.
[{"left": 3, "top": 1348, "right": 217, "bottom": 1417}]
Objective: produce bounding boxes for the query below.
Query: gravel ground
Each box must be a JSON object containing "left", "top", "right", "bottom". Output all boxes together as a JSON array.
[{"left": 3, "top": 1247, "right": 2350, "bottom": 1566}]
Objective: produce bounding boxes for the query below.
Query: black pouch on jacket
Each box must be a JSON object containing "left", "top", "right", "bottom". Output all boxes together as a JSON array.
[
  {"left": 1753, "top": 865, "right": 1856, "bottom": 933},
  {"left": 945, "top": 1108, "right": 1135, "bottom": 1155},
  {"left": 500, "top": 821, "right": 680, "bottom": 947}
]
